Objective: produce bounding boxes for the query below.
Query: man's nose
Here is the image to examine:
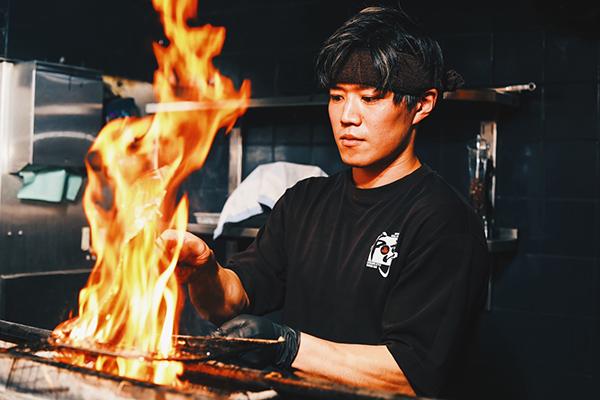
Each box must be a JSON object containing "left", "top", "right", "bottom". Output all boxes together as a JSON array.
[{"left": 340, "top": 98, "right": 361, "bottom": 126}]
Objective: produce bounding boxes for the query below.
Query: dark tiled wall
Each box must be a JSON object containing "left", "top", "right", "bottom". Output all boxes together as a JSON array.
[
  {"left": 420, "top": 10, "right": 599, "bottom": 399},
  {"left": 189, "top": 1, "right": 599, "bottom": 398},
  {"left": 4, "top": 1, "right": 596, "bottom": 396}
]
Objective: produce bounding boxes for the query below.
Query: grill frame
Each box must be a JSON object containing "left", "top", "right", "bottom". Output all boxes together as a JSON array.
[{"left": 0, "top": 320, "right": 414, "bottom": 400}]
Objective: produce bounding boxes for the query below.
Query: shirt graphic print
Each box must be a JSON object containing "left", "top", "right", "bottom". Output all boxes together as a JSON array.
[{"left": 366, "top": 232, "right": 399, "bottom": 277}]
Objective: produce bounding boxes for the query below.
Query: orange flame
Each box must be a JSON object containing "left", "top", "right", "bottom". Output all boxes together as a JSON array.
[{"left": 53, "top": 0, "right": 250, "bottom": 385}]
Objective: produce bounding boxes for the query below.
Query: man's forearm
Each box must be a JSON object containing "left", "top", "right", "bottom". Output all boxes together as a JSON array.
[
  {"left": 187, "top": 264, "right": 249, "bottom": 325},
  {"left": 292, "top": 333, "right": 416, "bottom": 396}
]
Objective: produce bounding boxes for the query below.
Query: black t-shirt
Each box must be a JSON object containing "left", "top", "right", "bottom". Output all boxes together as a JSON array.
[{"left": 227, "top": 164, "right": 489, "bottom": 397}]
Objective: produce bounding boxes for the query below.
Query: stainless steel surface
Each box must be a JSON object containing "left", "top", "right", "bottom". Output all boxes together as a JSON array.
[
  {"left": 228, "top": 127, "right": 242, "bottom": 195},
  {"left": 0, "top": 161, "right": 92, "bottom": 275},
  {"left": 0, "top": 60, "right": 101, "bottom": 275},
  {"left": 188, "top": 223, "right": 258, "bottom": 239},
  {"left": 486, "top": 227, "right": 518, "bottom": 253},
  {"left": 479, "top": 121, "right": 497, "bottom": 209},
  {"left": 4, "top": 60, "right": 32, "bottom": 172},
  {"left": 192, "top": 223, "right": 519, "bottom": 251},
  {"left": 145, "top": 94, "right": 330, "bottom": 113},
  {"left": 493, "top": 82, "right": 536, "bottom": 93},
  {"left": 6, "top": 61, "right": 103, "bottom": 172}
]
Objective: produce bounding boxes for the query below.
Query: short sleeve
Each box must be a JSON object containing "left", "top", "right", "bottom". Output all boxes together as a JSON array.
[
  {"left": 226, "top": 190, "right": 291, "bottom": 315},
  {"left": 382, "top": 205, "right": 489, "bottom": 397}
]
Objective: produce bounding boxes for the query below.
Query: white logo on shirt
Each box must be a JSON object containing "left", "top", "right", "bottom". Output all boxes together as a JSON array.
[{"left": 366, "top": 232, "right": 399, "bottom": 278}]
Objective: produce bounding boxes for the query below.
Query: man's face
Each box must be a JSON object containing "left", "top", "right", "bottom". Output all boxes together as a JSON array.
[{"left": 328, "top": 83, "right": 417, "bottom": 169}]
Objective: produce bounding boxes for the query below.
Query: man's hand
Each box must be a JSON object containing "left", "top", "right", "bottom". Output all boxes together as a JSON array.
[
  {"left": 216, "top": 314, "right": 301, "bottom": 369},
  {"left": 158, "top": 230, "right": 249, "bottom": 324},
  {"left": 158, "top": 230, "right": 217, "bottom": 283}
]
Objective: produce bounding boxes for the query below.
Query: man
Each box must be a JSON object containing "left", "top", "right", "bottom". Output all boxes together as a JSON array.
[{"left": 162, "top": 6, "right": 488, "bottom": 397}]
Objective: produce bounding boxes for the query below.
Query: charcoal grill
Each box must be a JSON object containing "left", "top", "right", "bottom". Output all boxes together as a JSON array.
[{"left": 0, "top": 319, "right": 414, "bottom": 400}]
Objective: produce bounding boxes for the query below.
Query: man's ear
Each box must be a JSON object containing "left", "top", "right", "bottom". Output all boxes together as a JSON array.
[{"left": 411, "top": 88, "right": 438, "bottom": 125}]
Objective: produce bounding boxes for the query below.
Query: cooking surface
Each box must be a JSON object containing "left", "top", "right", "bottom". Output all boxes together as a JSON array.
[{"left": 0, "top": 320, "right": 414, "bottom": 399}]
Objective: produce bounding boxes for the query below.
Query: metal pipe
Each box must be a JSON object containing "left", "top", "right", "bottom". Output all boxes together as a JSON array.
[
  {"left": 493, "top": 82, "right": 536, "bottom": 93},
  {"left": 0, "top": 319, "right": 51, "bottom": 344}
]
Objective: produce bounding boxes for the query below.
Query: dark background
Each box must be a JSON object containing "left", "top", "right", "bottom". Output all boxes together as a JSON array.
[{"left": 1, "top": 0, "right": 599, "bottom": 398}]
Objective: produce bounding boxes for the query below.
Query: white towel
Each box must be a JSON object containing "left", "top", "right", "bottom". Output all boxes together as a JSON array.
[{"left": 213, "top": 162, "right": 328, "bottom": 239}]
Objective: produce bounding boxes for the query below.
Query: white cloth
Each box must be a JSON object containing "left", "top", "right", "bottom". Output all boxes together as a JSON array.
[{"left": 213, "top": 162, "right": 328, "bottom": 239}]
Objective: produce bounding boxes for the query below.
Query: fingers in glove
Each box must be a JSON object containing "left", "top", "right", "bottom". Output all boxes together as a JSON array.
[{"left": 218, "top": 315, "right": 260, "bottom": 338}]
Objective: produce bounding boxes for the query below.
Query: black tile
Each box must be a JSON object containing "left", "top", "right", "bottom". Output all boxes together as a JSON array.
[
  {"left": 493, "top": 31, "right": 544, "bottom": 86},
  {"left": 213, "top": 54, "right": 245, "bottom": 92},
  {"left": 244, "top": 124, "right": 273, "bottom": 145},
  {"left": 311, "top": 118, "right": 334, "bottom": 145},
  {"left": 594, "top": 199, "right": 600, "bottom": 258},
  {"left": 275, "top": 52, "right": 319, "bottom": 96},
  {"left": 529, "top": 372, "right": 594, "bottom": 400},
  {"left": 595, "top": 286, "right": 600, "bottom": 381},
  {"left": 197, "top": 12, "right": 250, "bottom": 54},
  {"left": 273, "top": 115, "right": 312, "bottom": 145},
  {"left": 310, "top": 145, "right": 344, "bottom": 175},
  {"left": 490, "top": 2, "right": 545, "bottom": 32},
  {"left": 496, "top": 141, "right": 543, "bottom": 197},
  {"left": 438, "top": 33, "right": 493, "bottom": 88},
  {"left": 545, "top": 32, "right": 599, "bottom": 84},
  {"left": 544, "top": 83, "right": 598, "bottom": 140},
  {"left": 479, "top": 310, "right": 594, "bottom": 377},
  {"left": 493, "top": 254, "right": 596, "bottom": 318},
  {"left": 415, "top": 111, "right": 443, "bottom": 172},
  {"left": 182, "top": 134, "right": 229, "bottom": 196},
  {"left": 439, "top": 118, "right": 481, "bottom": 199},
  {"left": 273, "top": 144, "right": 312, "bottom": 165},
  {"left": 189, "top": 188, "right": 228, "bottom": 213},
  {"left": 544, "top": 140, "right": 599, "bottom": 199},
  {"left": 497, "top": 87, "right": 543, "bottom": 143},
  {"left": 494, "top": 197, "right": 544, "bottom": 253},
  {"left": 243, "top": 144, "right": 273, "bottom": 178},
  {"left": 270, "top": 4, "right": 336, "bottom": 52},
  {"left": 415, "top": 124, "right": 442, "bottom": 172},
  {"left": 239, "top": 53, "right": 278, "bottom": 97},
  {"left": 439, "top": 140, "right": 470, "bottom": 199},
  {"left": 543, "top": 200, "right": 596, "bottom": 257},
  {"left": 425, "top": 4, "right": 494, "bottom": 33}
]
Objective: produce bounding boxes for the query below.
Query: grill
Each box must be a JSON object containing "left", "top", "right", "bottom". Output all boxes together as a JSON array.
[{"left": 0, "top": 320, "right": 411, "bottom": 400}]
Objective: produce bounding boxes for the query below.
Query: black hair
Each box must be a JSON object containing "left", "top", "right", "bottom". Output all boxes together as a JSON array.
[{"left": 315, "top": 6, "right": 445, "bottom": 109}]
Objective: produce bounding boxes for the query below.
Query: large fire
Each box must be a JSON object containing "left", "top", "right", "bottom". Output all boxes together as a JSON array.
[{"left": 53, "top": 0, "right": 250, "bottom": 385}]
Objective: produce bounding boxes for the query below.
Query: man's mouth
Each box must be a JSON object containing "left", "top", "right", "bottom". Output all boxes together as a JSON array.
[{"left": 339, "top": 134, "right": 364, "bottom": 147}]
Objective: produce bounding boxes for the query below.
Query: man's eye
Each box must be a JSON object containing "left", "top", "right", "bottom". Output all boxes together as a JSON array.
[
  {"left": 329, "top": 94, "right": 343, "bottom": 102},
  {"left": 362, "top": 96, "right": 380, "bottom": 103}
]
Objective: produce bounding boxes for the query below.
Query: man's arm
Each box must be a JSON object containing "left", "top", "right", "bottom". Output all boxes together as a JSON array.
[
  {"left": 159, "top": 230, "right": 249, "bottom": 325},
  {"left": 293, "top": 333, "right": 416, "bottom": 396},
  {"left": 218, "top": 314, "right": 416, "bottom": 396}
]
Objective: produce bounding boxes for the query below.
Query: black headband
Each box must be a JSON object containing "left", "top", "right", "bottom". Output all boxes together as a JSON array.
[{"left": 332, "top": 48, "right": 464, "bottom": 94}]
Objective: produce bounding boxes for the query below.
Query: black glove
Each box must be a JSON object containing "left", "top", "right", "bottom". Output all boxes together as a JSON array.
[{"left": 216, "top": 314, "right": 301, "bottom": 369}]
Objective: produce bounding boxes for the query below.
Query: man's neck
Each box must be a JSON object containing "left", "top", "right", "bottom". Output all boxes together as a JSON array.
[{"left": 352, "top": 152, "right": 421, "bottom": 189}]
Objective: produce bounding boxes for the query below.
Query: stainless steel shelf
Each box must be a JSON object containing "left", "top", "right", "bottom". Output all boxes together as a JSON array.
[
  {"left": 443, "top": 89, "right": 519, "bottom": 107},
  {"left": 189, "top": 222, "right": 518, "bottom": 254},
  {"left": 187, "top": 223, "right": 259, "bottom": 239},
  {"left": 486, "top": 227, "right": 518, "bottom": 253},
  {"left": 247, "top": 94, "right": 328, "bottom": 108},
  {"left": 250, "top": 89, "right": 519, "bottom": 108},
  {"left": 147, "top": 88, "right": 520, "bottom": 114}
]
